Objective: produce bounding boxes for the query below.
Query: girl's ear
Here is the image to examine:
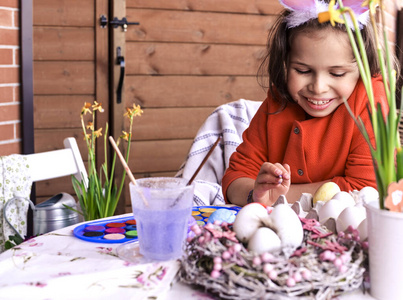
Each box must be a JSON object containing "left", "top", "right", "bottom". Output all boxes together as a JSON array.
[{"left": 279, "top": 0, "right": 316, "bottom": 11}]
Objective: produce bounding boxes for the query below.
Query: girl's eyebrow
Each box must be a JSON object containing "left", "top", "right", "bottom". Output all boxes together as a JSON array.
[{"left": 290, "top": 61, "right": 357, "bottom": 69}]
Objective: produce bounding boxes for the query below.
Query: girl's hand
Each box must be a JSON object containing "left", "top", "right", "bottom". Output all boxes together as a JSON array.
[{"left": 252, "top": 162, "right": 291, "bottom": 206}]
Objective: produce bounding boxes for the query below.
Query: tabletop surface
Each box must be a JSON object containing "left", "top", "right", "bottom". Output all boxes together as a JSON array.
[{"left": 0, "top": 213, "right": 375, "bottom": 300}]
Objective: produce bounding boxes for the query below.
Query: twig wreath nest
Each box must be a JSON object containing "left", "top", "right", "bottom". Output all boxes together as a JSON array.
[{"left": 180, "top": 206, "right": 366, "bottom": 300}]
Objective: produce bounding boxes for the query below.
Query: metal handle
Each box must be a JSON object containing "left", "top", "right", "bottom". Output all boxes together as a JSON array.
[
  {"left": 116, "top": 47, "right": 125, "bottom": 104},
  {"left": 100, "top": 15, "right": 139, "bottom": 32},
  {"left": 3, "top": 196, "right": 36, "bottom": 240}
]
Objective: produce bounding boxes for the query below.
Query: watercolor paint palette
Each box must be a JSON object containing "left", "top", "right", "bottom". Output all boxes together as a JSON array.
[
  {"left": 190, "top": 205, "right": 241, "bottom": 227},
  {"left": 73, "top": 206, "right": 241, "bottom": 244},
  {"left": 73, "top": 216, "right": 138, "bottom": 244}
]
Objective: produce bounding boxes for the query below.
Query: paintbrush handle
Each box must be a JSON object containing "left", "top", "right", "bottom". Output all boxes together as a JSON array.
[
  {"left": 187, "top": 135, "right": 221, "bottom": 186},
  {"left": 108, "top": 136, "right": 149, "bottom": 207},
  {"left": 108, "top": 136, "right": 137, "bottom": 185}
]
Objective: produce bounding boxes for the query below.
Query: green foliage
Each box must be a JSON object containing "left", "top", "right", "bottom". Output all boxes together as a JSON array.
[
  {"left": 4, "top": 234, "right": 24, "bottom": 250},
  {"left": 72, "top": 102, "right": 143, "bottom": 221},
  {"left": 331, "top": 0, "right": 402, "bottom": 208}
]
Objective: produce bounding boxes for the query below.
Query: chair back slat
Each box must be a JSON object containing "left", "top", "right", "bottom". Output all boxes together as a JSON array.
[{"left": 25, "top": 138, "right": 87, "bottom": 186}]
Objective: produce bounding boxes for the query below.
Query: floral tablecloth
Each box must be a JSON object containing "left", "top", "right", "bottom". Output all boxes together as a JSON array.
[
  {"left": 0, "top": 214, "right": 191, "bottom": 300},
  {"left": 0, "top": 213, "right": 375, "bottom": 300}
]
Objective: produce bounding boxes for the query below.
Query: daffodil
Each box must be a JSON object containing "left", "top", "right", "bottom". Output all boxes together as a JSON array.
[
  {"left": 72, "top": 101, "right": 144, "bottom": 220},
  {"left": 94, "top": 128, "right": 103, "bottom": 138},
  {"left": 318, "top": 0, "right": 344, "bottom": 26},
  {"left": 86, "top": 121, "right": 94, "bottom": 131},
  {"left": 132, "top": 104, "right": 143, "bottom": 117},
  {"left": 83, "top": 132, "right": 91, "bottom": 140},
  {"left": 92, "top": 101, "right": 104, "bottom": 112},
  {"left": 81, "top": 102, "right": 92, "bottom": 115},
  {"left": 124, "top": 104, "right": 144, "bottom": 119},
  {"left": 120, "top": 131, "right": 130, "bottom": 141}
]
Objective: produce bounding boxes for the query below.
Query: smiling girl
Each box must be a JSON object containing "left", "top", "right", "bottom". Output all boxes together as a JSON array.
[{"left": 222, "top": 0, "right": 395, "bottom": 206}]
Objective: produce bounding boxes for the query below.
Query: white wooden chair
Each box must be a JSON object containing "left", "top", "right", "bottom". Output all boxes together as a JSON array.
[
  {"left": 1, "top": 137, "right": 88, "bottom": 250},
  {"left": 26, "top": 137, "right": 88, "bottom": 187}
]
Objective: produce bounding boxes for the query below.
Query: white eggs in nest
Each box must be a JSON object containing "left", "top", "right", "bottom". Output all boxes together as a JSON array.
[
  {"left": 270, "top": 204, "right": 304, "bottom": 249},
  {"left": 318, "top": 199, "right": 348, "bottom": 224},
  {"left": 248, "top": 227, "right": 281, "bottom": 254},
  {"left": 336, "top": 205, "right": 367, "bottom": 233},
  {"left": 233, "top": 203, "right": 303, "bottom": 254},
  {"left": 233, "top": 203, "right": 271, "bottom": 243}
]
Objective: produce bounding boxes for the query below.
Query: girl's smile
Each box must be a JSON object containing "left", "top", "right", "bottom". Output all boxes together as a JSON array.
[{"left": 287, "top": 28, "right": 360, "bottom": 118}]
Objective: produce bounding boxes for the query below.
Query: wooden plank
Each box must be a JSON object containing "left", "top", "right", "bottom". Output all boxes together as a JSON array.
[
  {"left": 36, "top": 177, "right": 76, "bottom": 198},
  {"left": 34, "top": 128, "right": 88, "bottom": 154},
  {"left": 33, "top": 27, "right": 94, "bottom": 61},
  {"left": 33, "top": 0, "right": 94, "bottom": 26},
  {"left": 126, "top": 9, "right": 276, "bottom": 45},
  {"left": 126, "top": 0, "right": 283, "bottom": 15},
  {"left": 129, "top": 139, "right": 193, "bottom": 174},
  {"left": 125, "top": 107, "right": 214, "bottom": 140},
  {"left": 126, "top": 43, "right": 266, "bottom": 75},
  {"left": 34, "top": 95, "right": 94, "bottom": 129},
  {"left": 125, "top": 75, "right": 267, "bottom": 107},
  {"left": 33, "top": 61, "right": 95, "bottom": 94}
]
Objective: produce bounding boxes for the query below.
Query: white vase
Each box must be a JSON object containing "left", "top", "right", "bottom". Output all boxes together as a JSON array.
[{"left": 365, "top": 201, "right": 403, "bottom": 300}]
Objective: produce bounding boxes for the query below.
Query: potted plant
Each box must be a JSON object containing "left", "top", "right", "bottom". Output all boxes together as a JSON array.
[
  {"left": 72, "top": 101, "right": 143, "bottom": 221},
  {"left": 319, "top": 0, "right": 403, "bottom": 299}
]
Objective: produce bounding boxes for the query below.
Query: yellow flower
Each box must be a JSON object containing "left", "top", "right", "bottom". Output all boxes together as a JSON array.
[
  {"left": 94, "top": 128, "right": 103, "bottom": 138},
  {"left": 132, "top": 104, "right": 143, "bottom": 117},
  {"left": 124, "top": 104, "right": 143, "bottom": 119},
  {"left": 81, "top": 102, "right": 92, "bottom": 115},
  {"left": 86, "top": 121, "right": 94, "bottom": 131},
  {"left": 318, "top": 0, "right": 345, "bottom": 26},
  {"left": 92, "top": 101, "right": 104, "bottom": 113},
  {"left": 83, "top": 132, "right": 91, "bottom": 140},
  {"left": 120, "top": 131, "right": 130, "bottom": 141}
]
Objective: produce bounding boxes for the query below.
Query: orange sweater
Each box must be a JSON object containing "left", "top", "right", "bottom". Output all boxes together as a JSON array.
[{"left": 222, "top": 76, "right": 387, "bottom": 203}]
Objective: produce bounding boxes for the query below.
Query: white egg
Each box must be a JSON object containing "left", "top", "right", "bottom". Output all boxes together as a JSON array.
[
  {"left": 318, "top": 199, "right": 348, "bottom": 224},
  {"left": 314, "top": 200, "right": 326, "bottom": 212},
  {"left": 233, "top": 203, "right": 271, "bottom": 243},
  {"left": 336, "top": 205, "right": 366, "bottom": 233},
  {"left": 269, "top": 204, "right": 303, "bottom": 249},
  {"left": 331, "top": 191, "right": 356, "bottom": 207},
  {"left": 247, "top": 227, "right": 282, "bottom": 254},
  {"left": 357, "top": 186, "right": 379, "bottom": 205},
  {"left": 357, "top": 218, "right": 368, "bottom": 241}
]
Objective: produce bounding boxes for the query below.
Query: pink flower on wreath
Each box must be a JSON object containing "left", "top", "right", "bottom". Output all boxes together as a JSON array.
[{"left": 385, "top": 179, "right": 403, "bottom": 212}]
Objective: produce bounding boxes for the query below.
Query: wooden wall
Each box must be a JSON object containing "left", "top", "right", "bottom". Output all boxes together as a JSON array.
[
  {"left": 123, "top": 0, "right": 282, "bottom": 210},
  {"left": 32, "top": 0, "right": 98, "bottom": 202}
]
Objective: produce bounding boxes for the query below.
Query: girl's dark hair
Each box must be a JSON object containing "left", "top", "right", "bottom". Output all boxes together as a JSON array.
[{"left": 257, "top": 7, "right": 400, "bottom": 108}]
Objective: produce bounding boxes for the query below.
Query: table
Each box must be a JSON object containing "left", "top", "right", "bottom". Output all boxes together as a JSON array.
[{"left": 0, "top": 214, "right": 375, "bottom": 300}]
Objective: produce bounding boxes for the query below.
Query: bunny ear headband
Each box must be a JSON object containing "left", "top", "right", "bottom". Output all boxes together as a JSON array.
[{"left": 278, "top": 0, "right": 369, "bottom": 30}]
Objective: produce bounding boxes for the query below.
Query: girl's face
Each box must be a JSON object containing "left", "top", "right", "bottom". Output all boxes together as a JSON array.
[{"left": 287, "top": 28, "right": 360, "bottom": 118}]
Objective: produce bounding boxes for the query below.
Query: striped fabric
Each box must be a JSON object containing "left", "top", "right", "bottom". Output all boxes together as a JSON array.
[{"left": 176, "top": 99, "right": 262, "bottom": 206}]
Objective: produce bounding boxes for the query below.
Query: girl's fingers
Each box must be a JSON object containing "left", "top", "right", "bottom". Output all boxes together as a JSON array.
[{"left": 259, "top": 163, "right": 290, "bottom": 182}]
